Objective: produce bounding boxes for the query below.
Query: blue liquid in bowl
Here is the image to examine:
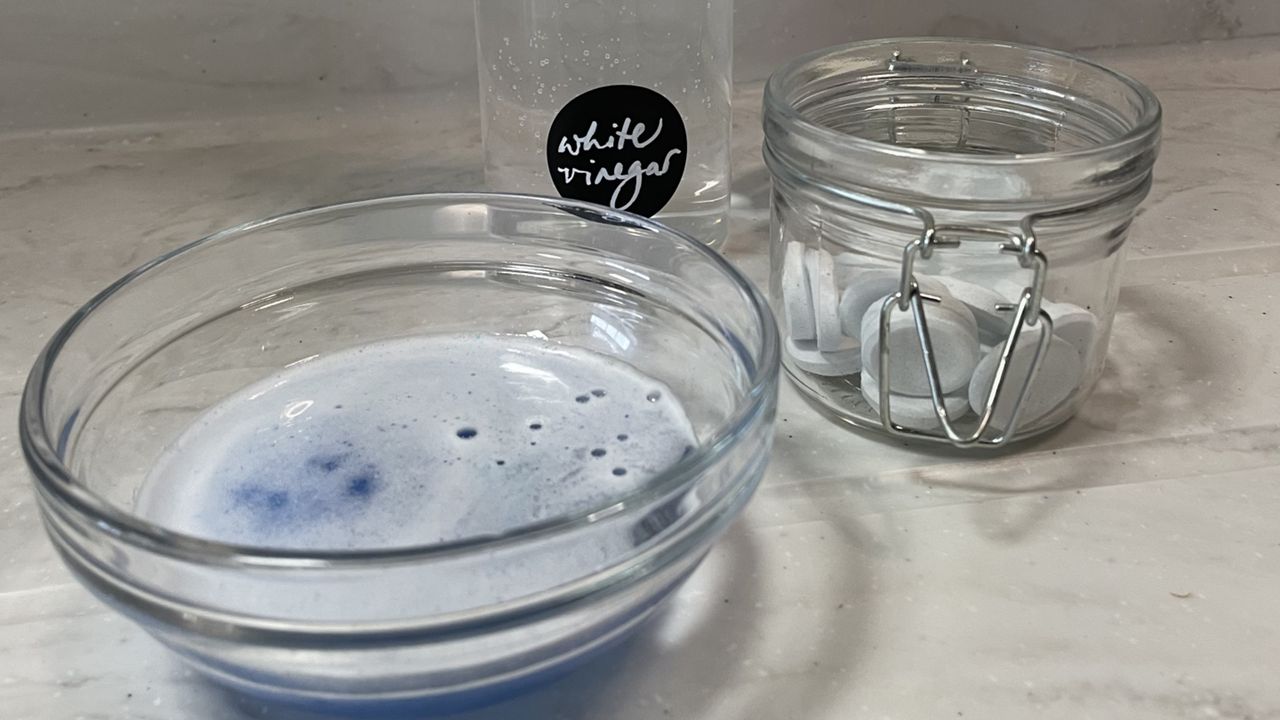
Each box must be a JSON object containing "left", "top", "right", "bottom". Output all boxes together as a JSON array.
[
  {"left": 125, "top": 333, "right": 703, "bottom": 712},
  {"left": 137, "top": 333, "right": 697, "bottom": 556}
]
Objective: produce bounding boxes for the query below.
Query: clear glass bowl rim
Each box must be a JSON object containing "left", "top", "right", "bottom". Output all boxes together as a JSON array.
[{"left": 20, "top": 192, "right": 780, "bottom": 570}]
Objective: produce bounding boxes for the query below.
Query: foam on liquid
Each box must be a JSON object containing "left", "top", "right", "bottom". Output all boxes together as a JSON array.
[{"left": 136, "top": 334, "right": 697, "bottom": 550}]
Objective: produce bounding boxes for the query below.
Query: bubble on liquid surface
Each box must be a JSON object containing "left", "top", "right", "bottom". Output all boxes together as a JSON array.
[{"left": 135, "top": 334, "right": 698, "bottom": 551}]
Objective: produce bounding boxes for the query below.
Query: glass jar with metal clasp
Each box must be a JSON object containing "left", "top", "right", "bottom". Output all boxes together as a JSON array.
[{"left": 763, "top": 38, "right": 1161, "bottom": 447}]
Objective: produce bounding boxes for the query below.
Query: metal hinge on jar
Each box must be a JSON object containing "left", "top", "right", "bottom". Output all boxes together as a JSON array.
[
  {"left": 785, "top": 178, "right": 1057, "bottom": 448},
  {"left": 876, "top": 219, "right": 1053, "bottom": 447},
  {"left": 886, "top": 49, "right": 979, "bottom": 75}
]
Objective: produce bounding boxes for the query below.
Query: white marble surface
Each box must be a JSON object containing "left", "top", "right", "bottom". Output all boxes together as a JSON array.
[{"left": 3, "top": 36, "right": 1280, "bottom": 720}]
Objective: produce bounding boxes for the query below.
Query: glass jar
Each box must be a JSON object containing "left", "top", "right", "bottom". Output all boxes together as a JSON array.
[
  {"left": 475, "top": 0, "right": 734, "bottom": 247},
  {"left": 763, "top": 38, "right": 1162, "bottom": 447}
]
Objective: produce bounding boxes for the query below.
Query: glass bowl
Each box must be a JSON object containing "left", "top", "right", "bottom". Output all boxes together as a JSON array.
[{"left": 19, "top": 194, "right": 779, "bottom": 713}]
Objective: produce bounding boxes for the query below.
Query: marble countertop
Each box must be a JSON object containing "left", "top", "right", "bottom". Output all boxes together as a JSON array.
[{"left": 3, "top": 36, "right": 1279, "bottom": 720}]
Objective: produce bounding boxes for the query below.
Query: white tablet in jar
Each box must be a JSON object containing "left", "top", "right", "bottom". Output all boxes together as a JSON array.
[
  {"left": 860, "top": 296, "right": 981, "bottom": 396},
  {"left": 861, "top": 372, "right": 971, "bottom": 431},
  {"left": 804, "top": 247, "right": 844, "bottom": 352},
  {"left": 785, "top": 336, "right": 861, "bottom": 377},
  {"left": 933, "top": 275, "right": 1016, "bottom": 345},
  {"left": 1042, "top": 300, "right": 1098, "bottom": 360},
  {"left": 968, "top": 332, "right": 1083, "bottom": 432},
  {"left": 988, "top": 281, "right": 1100, "bottom": 359},
  {"left": 780, "top": 241, "right": 816, "bottom": 341},
  {"left": 838, "top": 269, "right": 949, "bottom": 338}
]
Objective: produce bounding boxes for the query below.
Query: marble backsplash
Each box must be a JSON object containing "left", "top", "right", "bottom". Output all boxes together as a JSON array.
[{"left": 1, "top": 0, "right": 1277, "bottom": 130}]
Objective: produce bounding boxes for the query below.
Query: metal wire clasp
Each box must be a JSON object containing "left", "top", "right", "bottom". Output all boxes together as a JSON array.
[{"left": 878, "top": 222, "right": 1053, "bottom": 447}]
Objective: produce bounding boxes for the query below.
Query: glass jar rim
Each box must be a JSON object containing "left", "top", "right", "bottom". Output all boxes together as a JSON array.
[
  {"left": 763, "top": 37, "right": 1162, "bottom": 205},
  {"left": 20, "top": 192, "right": 780, "bottom": 570}
]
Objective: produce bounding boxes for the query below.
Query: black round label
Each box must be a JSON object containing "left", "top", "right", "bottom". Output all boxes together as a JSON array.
[{"left": 546, "top": 84, "right": 688, "bottom": 218}]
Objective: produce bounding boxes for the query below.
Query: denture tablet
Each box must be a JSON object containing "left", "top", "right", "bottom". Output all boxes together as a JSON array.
[
  {"left": 860, "top": 297, "right": 981, "bottom": 396},
  {"left": 804, "top": 247, "right": 843, "bottom": 351},
  {"left": 785, "top": 336, "right": 861, "bottom": 377},
  {"left": 860, "top": 372, "right": 972, "bottom": 431},
  {"left": 968, "top": 332, "right": 1083, "bottom": 432},
  {"left": 838, "top": 269, "right": 949, "bottom": 338},
  {"left": 781, "top": 241, "right": 816, "bottom": 341}
]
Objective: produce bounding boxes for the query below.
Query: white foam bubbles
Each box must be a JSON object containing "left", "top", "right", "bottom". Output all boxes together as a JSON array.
[{"left": 135, "top": 334, "right": 697, "bottom": 551}]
